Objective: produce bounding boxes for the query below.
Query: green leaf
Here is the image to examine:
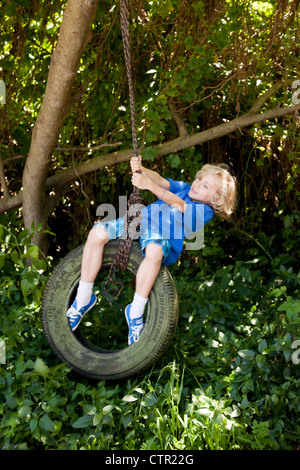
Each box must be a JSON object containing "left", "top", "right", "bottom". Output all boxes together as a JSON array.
[
  {"left": 238, "top": 349, "right": 256, "bottom": 359},
  {"left": 34, "top": 358, "right": 50, "bottom": 377},
  {"left": 121, "top": 413, "right": 132, "bottom": 429},
  {"left": 93, "top": 413, "right": 102, "bottom": 426},
  {"left": 278, "top": 299, "right": 300, "bottom": 325},
  {"left": 30, "top": 418, "right": 38, "bottom": 433},
  {"left": 72, "top": 415, "right": 92, "bottom": 428},
  {"left": 103, "top": 404, "right": 114, "bottom": 413},
  {"left": 6, "top": 395, "right": 17, "bottom": 410},
  {"left": 141, "top": 394, "right": 157, "bottom": 407},
  {"left": 0, "top": 252, "right": 6, "bottom": 270},
  {"left": 122, "top": 394, "right": 138, "bottom": 402},
  {"left": 82, "top": 404, "right": 97, "bottom": 415},
  {"left": 39, "top": 414, "right": 55, "bottom": 432},
  {"left": 167, "top": 154, "right": 181, "bottom": 169},
  {"left": 18, "top": 400, "right": 32, "bottom": 418},
  {"left": 25, "top": 245, "right": 40, "bottom": 260},
  {"left": 184, "top": 36, "right": 194, "bottom": 50},
  {"left": 141, "top": 147, "right": 157, "bottom": 161},
  {"left": 240, "top": 397, "right": 248, "bottom": 409},
  {"left": 255, "top": 354, "right": 267, "bottom": 369},
  {"left": 258, "top": 339, "right": 268, "bottom": 354}
]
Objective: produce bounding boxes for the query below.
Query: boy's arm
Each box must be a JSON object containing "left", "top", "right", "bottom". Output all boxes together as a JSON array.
[
  {"left": 142, "top": 167, "right": 170, "bottom": 190},
  {"left": 131, "top": 171, "right": 187, "bottom": 213},
  {"left": 130, "top": 157, "right": 170, "bottom": 190}
]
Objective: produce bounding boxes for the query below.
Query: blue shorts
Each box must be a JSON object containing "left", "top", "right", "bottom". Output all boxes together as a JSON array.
[{"left": 93, "top": 218, "right": 171, "bottom": 264}]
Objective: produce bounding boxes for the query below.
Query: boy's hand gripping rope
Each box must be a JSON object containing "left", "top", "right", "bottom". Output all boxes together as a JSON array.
[{"left": 103, "top": 0, "right": 143, "bottom": 305}]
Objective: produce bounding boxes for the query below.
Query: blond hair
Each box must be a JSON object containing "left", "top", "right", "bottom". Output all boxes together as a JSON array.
[{"left": 196, "top": 163, "right": 237, "bottom": 219}]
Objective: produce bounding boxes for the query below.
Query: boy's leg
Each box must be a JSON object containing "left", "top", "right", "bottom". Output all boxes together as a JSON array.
[
  {"left": 81, "top": 224, "right": 109, "bottom": 283},
  {"left": 67, "top": 224, "right": 109, "bottom": 331},
  {"left": 135, "top": 242, "right": 164, "bottom": 300},
  {"left": 75, "top": 224, "right": 109, "bottom": 308},
  {"left": 125, "top": 243, "right": 163, "bottom": 345}
]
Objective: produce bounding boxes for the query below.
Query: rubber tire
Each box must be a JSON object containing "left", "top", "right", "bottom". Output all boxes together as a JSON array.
[{"left": 42, "top": 240, "right": 179, "bottom": 380}]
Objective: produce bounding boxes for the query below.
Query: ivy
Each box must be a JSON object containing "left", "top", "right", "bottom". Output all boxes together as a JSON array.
[{"left": 0, "top": 216, "right": 299, "bottom": 450}]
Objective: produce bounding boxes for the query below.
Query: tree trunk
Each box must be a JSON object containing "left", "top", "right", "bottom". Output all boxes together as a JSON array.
[{"left": 22, "top": 0, "right": 98, "bottom": 252}]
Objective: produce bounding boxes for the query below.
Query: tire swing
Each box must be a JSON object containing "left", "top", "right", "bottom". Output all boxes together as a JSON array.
[{"left": 42, "top": 0, "right": 179, "bottom": 381}]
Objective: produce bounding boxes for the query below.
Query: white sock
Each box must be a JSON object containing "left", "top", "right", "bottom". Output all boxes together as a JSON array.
[
  {"left": 130, "top": 292, "right": 148, "bottom": 319},
  {"left": 76, "top": 280, "right": 94, "bottom": 310}
]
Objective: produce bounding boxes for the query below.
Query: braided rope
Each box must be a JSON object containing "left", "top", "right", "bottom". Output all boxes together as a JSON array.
[
  {"left": 103, "top": 0, "right": 143, "bottom": 304},
  {"left": 120, "top": 0, "right": 139, "bottom": 161}
]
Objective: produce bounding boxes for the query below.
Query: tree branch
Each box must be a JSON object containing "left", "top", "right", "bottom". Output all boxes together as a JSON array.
[
  {"left": 168, "top": 98, "right": 188, "bottom": 137},
  {"left": 155, "top": 102, "right": 300, "bottom": 155},
  {"left": 246, "top": 81, "right": 285, "bottom": 114},
  {"left": 54, "top": 142, "right": 123, "bottom": 152},
  {"left": 1, "top": 98, "right": 299, "bottom": 215}
]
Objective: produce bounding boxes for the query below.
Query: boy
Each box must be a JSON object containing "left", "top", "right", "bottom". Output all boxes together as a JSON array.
[{"left": 67, "top": 157, "right": 237, "bottom": 344}]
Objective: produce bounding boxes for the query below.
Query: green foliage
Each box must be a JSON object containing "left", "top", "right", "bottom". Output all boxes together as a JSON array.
[
  {"left": 0, "top": 219, "right": 299, "bottom": 450},
  {"left": 0, "top": 222, "right": 51, "bottom": 305},
  {"left": 0, "top": 0, "right": 299, "bottom": 451},
  {"left": 1, "top": 0, "right": 299, "bottom": 242}
]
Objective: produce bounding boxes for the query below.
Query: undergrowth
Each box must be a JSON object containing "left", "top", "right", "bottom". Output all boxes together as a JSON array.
[{"left": 0, "top": 220, "right": 299, "bottom": 450}]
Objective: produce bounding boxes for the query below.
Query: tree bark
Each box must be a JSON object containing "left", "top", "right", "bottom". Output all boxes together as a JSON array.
[{"left": 22, "top": 0, "right": 99, "bottom": 251}]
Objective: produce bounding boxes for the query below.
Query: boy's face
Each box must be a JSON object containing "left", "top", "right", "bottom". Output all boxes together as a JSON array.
[{"left": 188, "top": 174, "right": 220, "bottom": 205}]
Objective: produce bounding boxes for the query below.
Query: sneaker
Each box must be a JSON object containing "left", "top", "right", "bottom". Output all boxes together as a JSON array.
[
  {"left": 125, "top": 304, "right": 144, "bottom": 345},
  {"left": 67, "top": 293, "right": 97, "bottom": 331}
]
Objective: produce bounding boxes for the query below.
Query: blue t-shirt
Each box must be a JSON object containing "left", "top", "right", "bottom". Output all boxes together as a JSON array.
[{"left": 140, "top": 178, "right": 214, "bottom": 266}]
